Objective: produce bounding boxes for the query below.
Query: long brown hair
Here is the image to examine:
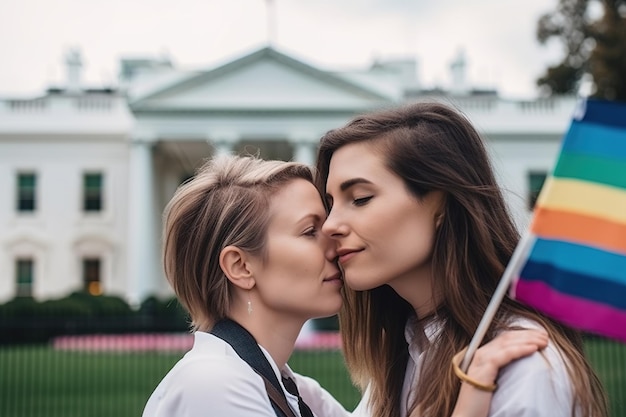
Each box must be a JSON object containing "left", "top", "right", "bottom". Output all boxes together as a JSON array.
[{"left": 316, "top": 102, "right": 607, "bottom": 417}]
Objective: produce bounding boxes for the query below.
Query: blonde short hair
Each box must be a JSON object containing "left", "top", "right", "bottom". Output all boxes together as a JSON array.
[{"left": 163, "top": 154, "right": 314, "bottom": 331}]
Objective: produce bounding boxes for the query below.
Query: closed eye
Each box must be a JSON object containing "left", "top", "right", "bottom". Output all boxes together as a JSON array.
[
  {"left": 353, "top": 196, "right": 373, "bottom": 206},
  {"left": 303, "top": 227, "right": 318, "bottom": 237}
]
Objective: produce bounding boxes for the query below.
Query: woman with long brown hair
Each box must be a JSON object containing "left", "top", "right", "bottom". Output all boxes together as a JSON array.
[
  {"left": 317, "top": 101, "right": 607, "bottom": 417},
  {"left": 143, "top": 154, "right": 548, "bottom": 417}
]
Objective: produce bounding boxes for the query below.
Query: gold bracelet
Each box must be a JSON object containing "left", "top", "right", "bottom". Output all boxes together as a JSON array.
[{"left": 452, "top": 347, "right": 497, "bottom": 392}]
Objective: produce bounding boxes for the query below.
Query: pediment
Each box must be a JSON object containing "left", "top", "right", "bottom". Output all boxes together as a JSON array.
[{"left": 129, "top": 47, "right": 390, "bottom": 111}]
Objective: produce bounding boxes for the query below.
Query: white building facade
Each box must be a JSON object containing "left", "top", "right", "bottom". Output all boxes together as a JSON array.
[{"left": 0, "top": 47, "right": 578, "bottom": 305}]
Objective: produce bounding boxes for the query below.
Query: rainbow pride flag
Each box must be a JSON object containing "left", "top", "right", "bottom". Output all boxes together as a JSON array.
[{"left": 511, "top": 99, "right": 626, "bottom": 343}]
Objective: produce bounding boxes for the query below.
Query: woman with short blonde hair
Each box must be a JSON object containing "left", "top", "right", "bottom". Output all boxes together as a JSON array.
[{"left": 144, "top": 154, "right": 549, "bottom": 417}]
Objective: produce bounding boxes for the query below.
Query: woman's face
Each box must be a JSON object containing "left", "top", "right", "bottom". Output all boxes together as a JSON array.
[
  {"left": 322, "top": 141, "right": 443, "bottom": 303},
  {"left": 249, "top": 178, "right": 343, "bottom": 322}
]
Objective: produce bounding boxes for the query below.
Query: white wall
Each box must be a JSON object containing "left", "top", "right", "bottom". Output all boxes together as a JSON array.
[
  {"left": 0, "top": 139, "right": 130, "bottom": 302},
  {"left": 485, "top": 134, "right": 562, "bottom": 231}
]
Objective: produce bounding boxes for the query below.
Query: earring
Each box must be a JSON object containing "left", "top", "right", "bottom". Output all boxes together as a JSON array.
[{"left": 247, "top": 296, "right": 253, "bottom": 315}]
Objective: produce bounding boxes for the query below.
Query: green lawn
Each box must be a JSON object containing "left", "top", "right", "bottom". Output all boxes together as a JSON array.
[
  {"left": 0, "top": 338, "right": 624, "bottom": 417},
  {"left": 0, "top": 345, "right": 358, "bottom": 417},
  {"left": 289, "top": 350, "right": 361, "bottom": 409},
  {"left": 585, "top": 337, "right": 626, "bottom": 417},
  {"left": 0, "top": 346, "right": 183, "bottom": 417}
]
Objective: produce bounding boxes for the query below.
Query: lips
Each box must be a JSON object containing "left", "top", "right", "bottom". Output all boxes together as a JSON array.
[
  {"left": 337, "top": 248, "right": 363, "bottom": 264},
  {"left": 324, "top": 272, "right": 343, "bottom": 284},
  {"left": 323, "top": 272, "right": 343, "bottom": 282}
]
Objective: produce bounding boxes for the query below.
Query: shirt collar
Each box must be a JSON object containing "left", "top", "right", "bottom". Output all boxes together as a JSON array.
[
  {"left": 258, "top": 343, "right": 297, "bottom": 381},
  {"left": 404, "top": 314, "right": 444, "bottom": 357}
]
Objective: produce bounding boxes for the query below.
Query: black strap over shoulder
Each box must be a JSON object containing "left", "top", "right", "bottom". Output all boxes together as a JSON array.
[{"left": 210, "top": 319, "right": 297, "bottom": 417}]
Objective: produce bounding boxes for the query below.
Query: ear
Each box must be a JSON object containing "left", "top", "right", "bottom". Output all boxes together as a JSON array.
[
  {"left": 435, "top": 212, "right": 444, "bottom": 228},
  {"left": 432, "top": 191, "right": 446, "bottom": 228},
  {"left": 219, "top": 245, "right": 255, "bottom": 290}
]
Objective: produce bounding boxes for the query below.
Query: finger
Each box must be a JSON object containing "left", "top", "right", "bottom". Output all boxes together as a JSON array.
[{"left": 462, "top": 329, "right": 549, "bottom": 383}]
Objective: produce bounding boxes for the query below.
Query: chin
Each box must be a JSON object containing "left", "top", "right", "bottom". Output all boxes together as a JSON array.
[
  {"left": 345, "top": 276, "right": 378, "bottom": 291},
  {"left": 316, "top": 303, "right": 342, "bottom": 318}
]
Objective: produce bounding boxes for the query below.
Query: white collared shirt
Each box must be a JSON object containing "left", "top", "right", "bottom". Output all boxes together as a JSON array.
[
  {"left": 351, "top": 316, "right": 576, "bottom": 417},
  {"left": 142, "top": 331, "right": 349, "bottom": 417}
]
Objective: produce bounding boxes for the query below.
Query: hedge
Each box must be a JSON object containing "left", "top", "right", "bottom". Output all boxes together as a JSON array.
[{"left": 0, "top": 292, "right": 189, "bottom": 345}]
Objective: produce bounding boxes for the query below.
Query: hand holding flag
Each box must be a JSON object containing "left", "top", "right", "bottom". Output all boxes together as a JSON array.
[
  {"left": 460, "top": 98, "right": 626, "bottom": 371},
  {"left": 511, "top": 98, "right": 626, "bottom": 343}
]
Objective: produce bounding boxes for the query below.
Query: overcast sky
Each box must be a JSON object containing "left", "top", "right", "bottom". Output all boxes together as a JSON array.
[{"left": 0, "top": 0, "right": 564, "bottom": 99}]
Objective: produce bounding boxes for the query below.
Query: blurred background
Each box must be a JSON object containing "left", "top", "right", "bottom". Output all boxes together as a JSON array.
[{"left": 0, "top": 0, "right": 625, "bottom": 416}]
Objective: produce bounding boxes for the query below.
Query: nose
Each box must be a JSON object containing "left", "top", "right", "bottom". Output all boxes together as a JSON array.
[{"left": 321, "top": 206, "right": 348, "bottom": 239}]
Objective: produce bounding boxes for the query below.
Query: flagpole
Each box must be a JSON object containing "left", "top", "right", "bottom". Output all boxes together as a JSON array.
[
  {"left": 265, "top": 0, "right": 276, "bottom": 46},
  {"left": 459, "top": 231, "right": 536, "bottom": 372}
]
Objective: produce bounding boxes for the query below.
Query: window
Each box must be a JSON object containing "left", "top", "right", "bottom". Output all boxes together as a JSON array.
[
  {"left": 17, "top": 173, "right": 36, "bottom": 212},
  {"left": 16, "top": 259, "right": 34, "bottom": 297},
  {"left": 83, "top": 173, "right": 103, "bottom": 212},
  {"left": 528, "top": 171, "right": 548, "bottom": 210},
  {"left": 83, "top": 258, "right": 102, "bottom": 296}
]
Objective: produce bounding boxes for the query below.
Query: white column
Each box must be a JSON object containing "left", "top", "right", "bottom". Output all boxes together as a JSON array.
[
  {"left": 127, "top": 138, "right": 158, "bottom": 308},
  {"left": 292, "top": 139, "right": 317, "bottom": 166},
  {"left": 291, "top": 135, "right": 319, "bottom": 343},
  {"left": 208, "top": 132, "right": 238, "bottom": 157},
  {"left": 213, "top": 140, "right": 233, "bottom": 156}
]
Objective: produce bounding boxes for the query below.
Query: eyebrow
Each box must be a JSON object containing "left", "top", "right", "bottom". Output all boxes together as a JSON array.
[
  {"left": 296, "top": 213, "right": 324, "bottom": 224},
  {"left": 339, "top": 177, "right": 373, "bottom": 192}
]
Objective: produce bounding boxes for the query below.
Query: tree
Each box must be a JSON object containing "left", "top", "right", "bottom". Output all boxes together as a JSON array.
[
  {"left": 589, "top": 0, "right": 626, "bottom": 99},
  {"left": 536, "top": 0, "right": 626, "bottom": 100}
]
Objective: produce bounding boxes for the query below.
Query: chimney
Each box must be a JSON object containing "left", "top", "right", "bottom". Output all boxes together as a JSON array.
[
  {"left": 65, "top": 48, "right": 83, "bottom": 93},
  {"left": 449, "top": 48, "right": 469, "bottom": 96}
]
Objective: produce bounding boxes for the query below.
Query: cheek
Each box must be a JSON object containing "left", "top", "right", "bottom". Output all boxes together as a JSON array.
[
  {"left": 276, "top": 245, "right": 326, "bottom": 282},
  {"left": 369, "top": 208, "right": 433, "bottom": 248},
  {"left": 355, "top": 208, "right": 397, "bottom": 242},
  {"left": 402, "top": 216, "right": 436, "bottom": 256},
  {"left": 371, "top": 212, "right": 436, "bottom": 268},
  {"left": 400, "top": 219, "right": 435, "bottom": 251}
]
